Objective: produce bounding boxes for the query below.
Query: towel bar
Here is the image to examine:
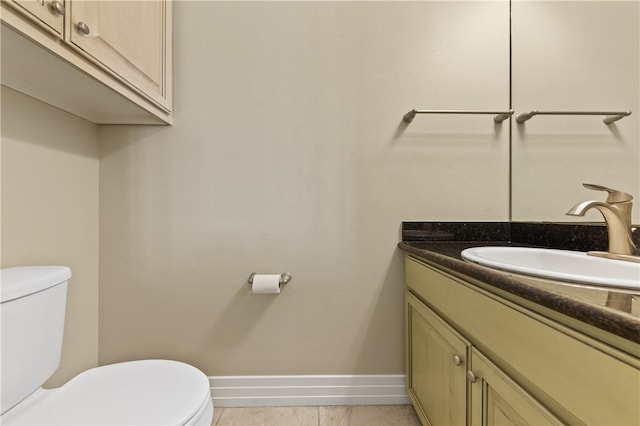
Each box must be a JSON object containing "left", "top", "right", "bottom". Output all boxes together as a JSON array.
[
  {"left": 402, "top": 109, "right": 514, "bottom": 124},
  {"left": 516, "top": 110, "right": 632, "bottom": 125}
]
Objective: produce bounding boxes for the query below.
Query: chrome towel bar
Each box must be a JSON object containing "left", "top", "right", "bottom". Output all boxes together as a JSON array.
[
  {"left": 402, "top": 109, "right": 514, "bottom": 124},
  {"left": 516, "top": 110, "right": 632, "bottom": 125}
]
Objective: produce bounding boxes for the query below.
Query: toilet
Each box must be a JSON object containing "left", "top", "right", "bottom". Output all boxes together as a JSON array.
[{"left": 0, "top": 266, "right": 214, "bottom": 425}]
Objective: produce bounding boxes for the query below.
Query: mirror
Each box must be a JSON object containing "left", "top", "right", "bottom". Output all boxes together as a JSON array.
[{"left": 510, "top": 1, "right": 639, "bottom": 223}]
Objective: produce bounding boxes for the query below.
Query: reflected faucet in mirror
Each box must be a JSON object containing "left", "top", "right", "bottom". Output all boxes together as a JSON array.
[{"left": 566, "top": 183, "right": 638, "bottom": 260}]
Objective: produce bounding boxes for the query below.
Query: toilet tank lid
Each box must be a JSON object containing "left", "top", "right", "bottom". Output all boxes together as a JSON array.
[{"left": 1, "top": 266, "right": 71, "bottom": 303}]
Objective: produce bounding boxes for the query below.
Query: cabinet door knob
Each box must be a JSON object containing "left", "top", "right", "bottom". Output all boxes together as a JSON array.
[
  {"left": 453, "top": 355, "right": 463, "bottom": 366},
  {"left": 466, "top": 371, "right": 478, "bottom": 383},
  {"left": 76, "top": 21, "right": 90, "bottom": 35},
  {"left": 49, "top": 1, "right": 65, "bottom": 16}
]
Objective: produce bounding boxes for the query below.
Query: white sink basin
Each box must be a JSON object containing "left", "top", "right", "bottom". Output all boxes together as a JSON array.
[{"left": 461, "top": 247, "right": 640, "bottom": 292}]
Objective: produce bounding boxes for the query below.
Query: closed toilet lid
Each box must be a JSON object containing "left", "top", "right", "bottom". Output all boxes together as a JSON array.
[{"left": 3, "top": 360, "right": 211, "bottom": 425}]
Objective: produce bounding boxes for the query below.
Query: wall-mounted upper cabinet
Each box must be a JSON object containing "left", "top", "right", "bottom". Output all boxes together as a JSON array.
[
  {"left": 1, "top": 0, "right": 173, "bottom": 125},
  {"left": 68, "top": 1, "right": 171, "bottom": 112},
  {"left": 9, "top": 0, "right": 65, "bottom": 36}
]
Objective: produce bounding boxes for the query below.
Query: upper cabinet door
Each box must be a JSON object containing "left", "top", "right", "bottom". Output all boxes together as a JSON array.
[
  {"left": 69, "top": 0, "right": 170, "bottom": 111},
  {"left": 8, "top": 0, "right": 65, "bottom": 35}
]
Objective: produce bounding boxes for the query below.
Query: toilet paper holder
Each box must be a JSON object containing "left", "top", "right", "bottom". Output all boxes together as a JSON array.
[{"left": 248, "top": 272, "right": 292, "bottom": 287}]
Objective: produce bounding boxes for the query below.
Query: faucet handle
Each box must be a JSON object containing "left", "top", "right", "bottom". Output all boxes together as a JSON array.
[{"left": 583, "top": 183, "right": 633, "bottom": 203}]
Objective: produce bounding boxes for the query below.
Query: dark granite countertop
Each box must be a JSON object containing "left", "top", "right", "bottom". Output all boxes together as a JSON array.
[{"left": 398, "top": 222, "right": 640, "bottom": 351}]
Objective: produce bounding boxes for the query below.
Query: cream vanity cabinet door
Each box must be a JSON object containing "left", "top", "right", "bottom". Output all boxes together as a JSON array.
[
  {"left": 69, "top": 0, "right": 170, "bottom": 110},
  {"left": 468, "top": 348, "right": 563, "bottom": 426},
  {"left": 6, "top": 0, "right": 64, "bottom": 35},
  {"left": 406, "top": 292, "right": 469, "bottom": 426}
]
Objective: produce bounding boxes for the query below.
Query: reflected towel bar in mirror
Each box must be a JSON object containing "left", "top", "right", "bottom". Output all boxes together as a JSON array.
[
  {"left": 402, "top": 109, "right": 514, "bottom": 124},
  {"left": 516, "top": 110, "right": 632, "bottom": 125}
]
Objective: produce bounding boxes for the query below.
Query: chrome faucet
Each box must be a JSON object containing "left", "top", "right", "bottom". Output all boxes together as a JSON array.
[{"left": 566, "top": 183, "right": 637, "bottom": 256}]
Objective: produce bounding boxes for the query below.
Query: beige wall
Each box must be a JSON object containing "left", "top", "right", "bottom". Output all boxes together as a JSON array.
[
  {"left": 1, "top": 87, "right": 100, "bottom": 386},
  {"left": 4, "top": 1, "right": 634, "bottom": 382},
  {"left": 98, "top": 2, "right": 509, "bottom": 375}
]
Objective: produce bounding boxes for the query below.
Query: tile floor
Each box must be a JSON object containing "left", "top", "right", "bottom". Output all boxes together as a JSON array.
[{"left": 211, "top": 405, "right": 422, "bottom": 426}]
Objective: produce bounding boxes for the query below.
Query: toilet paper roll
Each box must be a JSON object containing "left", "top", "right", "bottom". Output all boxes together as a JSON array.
[{"left": 251, "top": 274, "right": 281, "bottom": 294}]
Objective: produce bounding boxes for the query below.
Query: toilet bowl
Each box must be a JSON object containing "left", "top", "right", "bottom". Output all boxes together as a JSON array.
[
  {"left": 1, "top": 360, "right": 214, "bottom": 425},
  {"left": 0, "top": 266, "right": 214, "bottom": 425}
]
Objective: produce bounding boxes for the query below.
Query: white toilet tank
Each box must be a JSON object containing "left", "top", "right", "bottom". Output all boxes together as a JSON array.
[{"left": 0, "top": 266, "right": 72, "bottom": 415}]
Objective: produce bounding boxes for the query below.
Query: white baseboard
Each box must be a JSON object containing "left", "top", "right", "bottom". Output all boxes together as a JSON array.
[{"left": 209, "top": 375, "right": 410, "bottom": 407}]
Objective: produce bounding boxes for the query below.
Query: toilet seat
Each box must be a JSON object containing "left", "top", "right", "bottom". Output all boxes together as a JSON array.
[{"left": 1, "top": 360, "right": 213, "bottom": 425}]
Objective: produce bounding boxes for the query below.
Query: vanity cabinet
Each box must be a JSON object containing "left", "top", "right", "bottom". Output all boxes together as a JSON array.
[
  {"left": 406, "top": 293, "right": 468, "bottom": 425},
  {"left": 407, "top": 292, "right": 561, "bottom": 426},
  {"left": 405, "top": 255, "right": 640, "bottom": 425},
  {"left": 1, "top": 0, "right": 172, "bottom": 124},
  {"left": 468, "top": 348, "right": 561, "bottom": 426}
]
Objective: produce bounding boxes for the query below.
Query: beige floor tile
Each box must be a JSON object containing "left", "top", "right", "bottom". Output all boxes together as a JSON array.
[
  {"left": 212, "top": 407, "right": 224, "bottom": 425},
  {"left": 319, "top": 405, "right": 421, "bottom": 426},
  {"left": 216, "top": 406, "right": 319, "bottom": 426}
]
